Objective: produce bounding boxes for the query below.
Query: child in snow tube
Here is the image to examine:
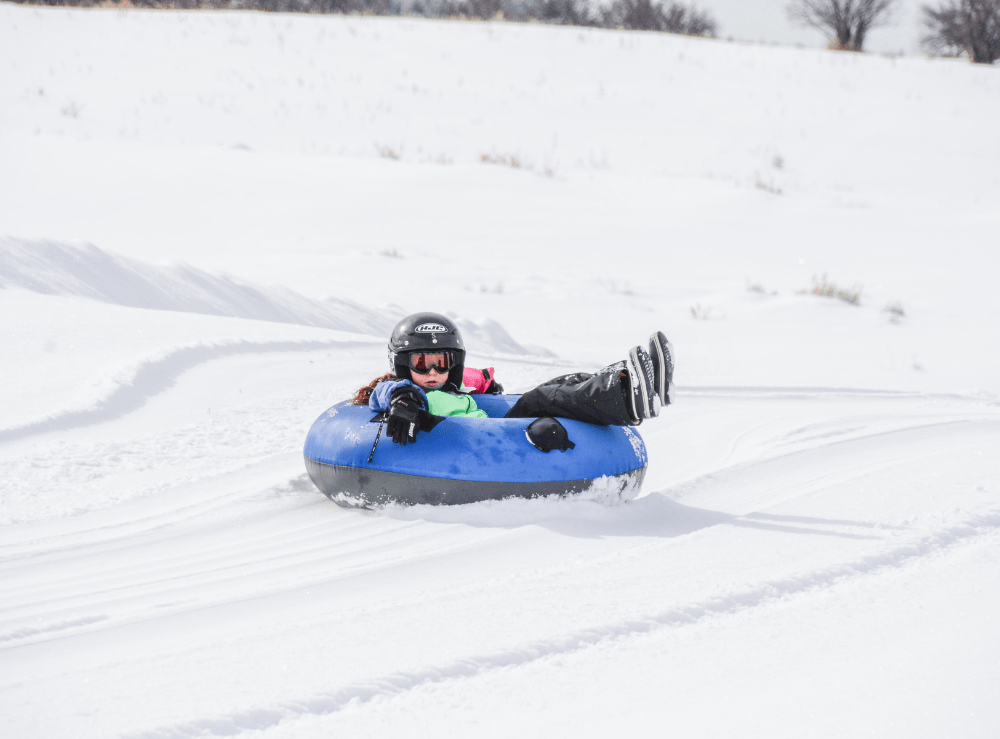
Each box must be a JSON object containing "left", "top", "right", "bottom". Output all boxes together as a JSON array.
[{"left": 352, "top": 312, "right": 675, "bottom": 451}]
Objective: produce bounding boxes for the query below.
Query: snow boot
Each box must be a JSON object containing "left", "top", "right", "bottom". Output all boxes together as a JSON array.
[
  {"left": 626, "top": 345, "right": 659, "bottom": 421},
  {"left": 648, "top": 331, "right": 674, "bottom": 407}
]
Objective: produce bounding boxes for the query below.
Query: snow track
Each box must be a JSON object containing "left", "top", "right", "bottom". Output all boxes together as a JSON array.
[
  {"left": 3, "top": 346, "right": 999, "bottom": 737},
  {"left": 125, "top": 512, "right": 1000, "bottom": 739},
  {"left": 0, "top": 339, "right": 370, "bottom": 445}
]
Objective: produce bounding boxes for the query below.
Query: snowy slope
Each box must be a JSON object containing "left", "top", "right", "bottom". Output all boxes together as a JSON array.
[
  {"left": 2, "top": 5, "right": 999, "bottom": 738},
  {"left": 3, "top": 5, "right": 999, "bottom": 389}
]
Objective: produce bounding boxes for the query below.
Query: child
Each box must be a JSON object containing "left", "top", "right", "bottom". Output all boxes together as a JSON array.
[{"left": 355, "top": 312, "right": 674, "bottom": 446}]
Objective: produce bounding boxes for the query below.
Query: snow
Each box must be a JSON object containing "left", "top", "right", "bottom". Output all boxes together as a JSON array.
[{"left": 2, "top": 5, "right": 999, "bottom": 737}]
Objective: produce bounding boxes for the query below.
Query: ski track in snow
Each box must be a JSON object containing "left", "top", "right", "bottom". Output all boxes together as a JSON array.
[
  {"left": 0, "top": 338, "right": 370, "bottom": 445},
  {"left": 127, "top": 508, "right": 1000, "bottom": 738}
]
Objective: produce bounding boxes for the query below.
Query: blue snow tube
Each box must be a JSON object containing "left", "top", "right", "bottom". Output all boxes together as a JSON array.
[{"left": 304, "top": 395, "right": 647, "bottom": 507}]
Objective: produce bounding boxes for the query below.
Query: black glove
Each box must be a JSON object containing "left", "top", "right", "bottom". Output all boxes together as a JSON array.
[
  {"left": 390, "top": 385, "right": 423, "bottom": 408},
  {"left": 387, "top": 387, "right": 425, "bottom": 445},
  {"left": 525, "top": 417, "right": 575, "bottom": 453}
]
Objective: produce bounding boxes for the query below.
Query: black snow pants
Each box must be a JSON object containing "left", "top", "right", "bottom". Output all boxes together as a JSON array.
[{"left": 504, "top": 362, "right": 636, "bottom": 427}]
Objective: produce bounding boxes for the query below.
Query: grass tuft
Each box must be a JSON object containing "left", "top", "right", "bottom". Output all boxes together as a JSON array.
[
  {"left": 753, "top": 171, "right": 782, "bottom": 195},
  {"left": 377, "top": 145, "right": 401, "bottom": 160},
  {"left": 747, "top": 281, "right": 777, "bottom": 296},
  {"left": 690, "top": 303, "right": 713, "bottom": 320},
  {"left": 481, "top": 152, "right": 521, "bottom": 169},
  {"left": 883, "top": 301, "right": 905, "bottom": 317},
  {"left": 883, "top": 301, "right": 905, "bottom": 323},
  {"left": 808, "top": 274, "right": 861, "bottom": 305},
  {"left": 61, "top": 101, "right": 82, "bottom": 118}
]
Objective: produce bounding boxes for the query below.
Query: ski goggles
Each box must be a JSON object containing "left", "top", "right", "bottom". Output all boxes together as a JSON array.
[{"left": 406, "top": 351, "right": 456, "bottom": 375}]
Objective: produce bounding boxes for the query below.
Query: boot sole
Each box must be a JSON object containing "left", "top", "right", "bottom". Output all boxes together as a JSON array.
[
  {"left": 628, "top": 346, "right": 657, "bottom": 420},
  {"left": 649, "top": 331, "right": 673, "bottom": 407}
]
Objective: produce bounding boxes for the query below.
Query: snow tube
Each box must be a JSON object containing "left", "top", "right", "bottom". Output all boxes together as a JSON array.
[{"left": 304, "top": 394, "right": 647, "bottom": 507}]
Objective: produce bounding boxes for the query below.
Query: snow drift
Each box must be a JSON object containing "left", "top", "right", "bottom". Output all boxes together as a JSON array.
[{"left": 0, "top": 236, "right": 393, "bottom": 334}]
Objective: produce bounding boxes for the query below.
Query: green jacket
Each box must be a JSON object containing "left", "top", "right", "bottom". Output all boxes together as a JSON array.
[{"left": 425, "top": 389, "right": 488, "bottom": 418}]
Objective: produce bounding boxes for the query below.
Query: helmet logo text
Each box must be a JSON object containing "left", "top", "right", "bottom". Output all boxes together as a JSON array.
[{"left": 414, "top": 323, "right": 448, "bottom": 334}]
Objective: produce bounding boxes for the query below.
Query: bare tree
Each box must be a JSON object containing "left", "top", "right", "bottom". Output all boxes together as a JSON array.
[
  {"left": 603, "top": 0, "right": 718, "bottom": 35},
  {"left": 922, "top": 0, "right": 1000, "bottom": 63},
  {"left": 787, "top": 0, "right": 896, "bottom": 51},
  {"left": 437, "top": 0, "right": 506, "bottom": 18},
  {"left": 523, "top": 0, "right": 598, "bottom": 26}
]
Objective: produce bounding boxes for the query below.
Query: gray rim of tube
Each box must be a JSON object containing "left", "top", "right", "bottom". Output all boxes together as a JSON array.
[{"left": 305, "top": 456, "right": 646, "bottom": 508}]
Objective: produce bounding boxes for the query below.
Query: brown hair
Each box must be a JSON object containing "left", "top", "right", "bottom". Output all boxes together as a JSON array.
[{"left": 352, "top": 372, "right": 396, "bottom": 405}]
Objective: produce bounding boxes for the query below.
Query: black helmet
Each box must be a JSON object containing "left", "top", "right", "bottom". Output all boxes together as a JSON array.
[{"left": 388, "top": 312, "right": 466, "bottom": 388}]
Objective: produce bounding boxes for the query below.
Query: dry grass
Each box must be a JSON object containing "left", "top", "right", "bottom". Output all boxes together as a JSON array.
[
  {"left": 807, "top": 274, "right": 862, "bottom": 305},
  {"left": 60, "top": 101, "right": 82, "bottom": 118},
  {"left": 605, "top": 280, "right": 635, "bottom": 296},
  {"left": 753, "top": 171, "right": 782, "bottom": 195},
  {"left": 481, "top": 152, "right": 522, "bottom": 169},
  {"left": 377, "top": 145, "right": 401, "bottom": 160},
  {"left": 883, "top": 301, "right": 905, "bottom": 323},
  {"left": 883, "top": 301, "right": 905, "bottom": 317},
  {"left": 690, "top": 303, "right": 713, "bottom": 319},
  {"left": 747, "top": 281, "right": 777, "bottom": 296}
]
